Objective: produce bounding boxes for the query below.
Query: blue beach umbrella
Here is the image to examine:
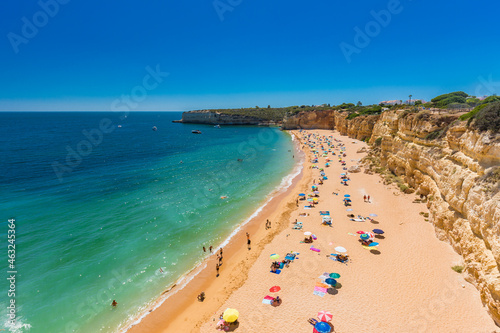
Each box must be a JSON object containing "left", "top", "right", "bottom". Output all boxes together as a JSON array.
[
  {"left": 344, "top": 194, "right": 350, "bottom": 197},
  {"left": 314, "top": 321, "right": 332, "bottom": 333},
  {"left": 369, "top": 213, "right": 378, "bottom": 217},
  {"left": 299, "top": 193, "right": 305, "bottom": 197},
  {"left": 372, "top": 229, "right": 384, "bottom": 234},
  {"left": 325, "top": 278, "right": 337, "bottom": 286},
  {"left": 360, "top": 234, "right": 370, "bottom": 240}
]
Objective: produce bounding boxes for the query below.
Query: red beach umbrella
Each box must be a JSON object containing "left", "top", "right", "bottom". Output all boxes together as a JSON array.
[
  {"left": 317, "top": 310, "right": 333, "bottom": 322},
  {"left": 356, "top": 231, "right": 365, "bottom": 234},
  {"left": 269, "top": 286, "right": 281, "bottom": 292}
]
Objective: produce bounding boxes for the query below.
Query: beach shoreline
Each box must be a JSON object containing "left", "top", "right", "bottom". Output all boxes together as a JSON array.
[{"left": 125, "top": 130, "right": 313, "bottom": 333}]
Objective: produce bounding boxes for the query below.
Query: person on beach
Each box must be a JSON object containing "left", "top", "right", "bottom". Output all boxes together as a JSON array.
[
  {"left": 216, "top": 263, "right": 219, "bottom": 277},
  {"left": 363, "top": 195, "right": 366, "bottom": 202},
  {"left": 203, "top": 246, "right": 206, "bottom": 252},
  {"left": 246, "top": 232, "right": 251, "bottom": 250},
  {"left": 209, "top": 246, "right": 213, "bottom": 253},
  {"left": 367, "top": 195, "right": 371, "bottom": 202},
  {"left": 111, "top": 300, "right": 118, "bottom": 307}
]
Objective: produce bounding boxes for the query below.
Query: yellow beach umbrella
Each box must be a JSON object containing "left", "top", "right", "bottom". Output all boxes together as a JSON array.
[{"left": 223, "top": 308, "right": 239, "bottom": 323}]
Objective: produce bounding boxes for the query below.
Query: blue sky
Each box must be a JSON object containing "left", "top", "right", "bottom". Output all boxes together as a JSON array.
[{"left": 0, "top": 0, "right": 499, "bottom": 111}]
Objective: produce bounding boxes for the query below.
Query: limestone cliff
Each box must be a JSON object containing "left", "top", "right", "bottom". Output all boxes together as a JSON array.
[
  {"left": 174, "top": 111, "right": 279, "bottom": 126},
  {"left": 370, "top": 110, "right": 500, "bottom": 324},
  {"left": 281, "top": 110, "right": 336, "bottom": 130},
  {"left": 287, "top": 109, "right": 500, "bottom": 324}
]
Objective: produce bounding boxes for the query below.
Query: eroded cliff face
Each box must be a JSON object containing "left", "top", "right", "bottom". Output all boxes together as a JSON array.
[
  {"left": 332, "top": 112, "right": 379, "bottom": 141},
  {"left": 371, "top": 111, "right": 500, "bottom": 324},
  {"left": 288, "top": 109, "right": 500, "bottom": 323},
  {"left": 282, "top": 110, "right": 335, "bottom": 130}
]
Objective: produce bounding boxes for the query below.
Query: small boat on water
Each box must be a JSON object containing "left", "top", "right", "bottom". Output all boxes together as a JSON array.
[
  {"left": 191, "top": 130, "right": 202, "bottom": 134},
  {"left": 152, "top": 126, "right": 157, "bottom": 131},
  {"left": 214, "top": 124, "right": 221, "bottom": 128}
]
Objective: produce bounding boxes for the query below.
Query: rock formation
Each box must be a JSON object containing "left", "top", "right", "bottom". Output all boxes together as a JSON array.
[{"left": 173, "top": 111, "right": 278, "bottom": 126}]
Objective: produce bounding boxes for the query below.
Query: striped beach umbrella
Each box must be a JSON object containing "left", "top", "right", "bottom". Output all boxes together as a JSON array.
[
  {"left": 317, "top": 311, "right": 333, "bottom": 322},
  {"left": 360, "top": 234, "right": 370, "bottom": 240},
  {"left": 270, "top": 254, "right": 280, "bottom": 260}
]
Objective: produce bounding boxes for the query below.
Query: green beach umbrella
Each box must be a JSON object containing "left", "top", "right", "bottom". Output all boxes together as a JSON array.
[
  {"left": 270, "top": 254, "right": 280, "bottom": 260},
  {"left": 329, "top": 273, "right": 341, "bottom": 279}
]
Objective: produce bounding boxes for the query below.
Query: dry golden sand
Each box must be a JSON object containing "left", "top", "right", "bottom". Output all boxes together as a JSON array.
[{"left": 198, "top": 130, "right": 497, "bottom": 333}]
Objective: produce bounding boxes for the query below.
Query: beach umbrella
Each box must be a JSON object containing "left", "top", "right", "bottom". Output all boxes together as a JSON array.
[
  {"left": 369, "top": 213, "right": 378, "bottom": 217},
  {"left": 369, "top": 242, "right": 379, "bottom": 247},
  {"left": 366, "top": 232, "right": 375, "bottom": 239},
  {"left": 344, "top": 194, "right": 350, "bottom": 197},
  {"left": 269, "top": 286, "right": 281, "bottom": 292},
  {"left": 356, "top": 231, "right": 365, "bottom": 234},
  {"left": 270, "top": 254, "right": 280, "bottom": 260},
  {"left": 340, "top": 173, "right": 346, "bottom": 176},
  {"left": 317, "top": 311, "right": 333, "bottom": 322},
  {"left": 325, "top": 278, "right": 337, "bottom": 286},
  {"left": 304, "top": 231, "right": 312, "bottom": 236},
  {"left": 314, "top": 321, "right": 332, "bottom": 333},
  {"left": 313, "top": 191, "right": 320, "bottom": 194},
  {"left": 299, "top": 193, "right": 306, "bottom": 197},
  {"left": 335, "top": 246, "right": 347, "bottom": 253},
  {"left": 329, "top": 273, "right": 341, "bottom": 279},
  {"left": 313, "top": 198, "right": 318, "bottom": 202},
  {"left": 223, "top": 308, "right": 239, "bottom": 323},
  {"left": 346, "top": 208, "right": 353, "bottom": 212},
  {"left": 307, "top": 198, "right": 314, "bottom": 202},
  {"left": 360, "top": 234, "right": 370, "bottom": 240},
  {"left": 372, "top": 229, "right": 384, "bottom": 234}
]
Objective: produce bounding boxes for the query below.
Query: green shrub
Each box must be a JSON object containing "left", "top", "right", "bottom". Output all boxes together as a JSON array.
[
  {"left": 459, "top": 103, "right": 487, "bottom": 121},
  {"left": 374, "top": 137, "right": 382, "bottom": 146},
  {"left": 347, "top": 113, "right": 359, "bottom": 120},
  {"left": 474, "top": 102, "right": 500, "bottom": 133},
  {"left": 451, "top": 265, "right": 464, "bottom": 273}
]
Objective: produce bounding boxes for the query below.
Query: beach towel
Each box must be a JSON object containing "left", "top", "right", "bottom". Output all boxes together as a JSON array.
[
  {"left": 319, "top": 211, "right": 330, "bottom": 215},
  {"left": 270, "top": 269, "right": 281, "bottom": 274},
  {"left": 313, "top": 290, "right": 326, "bottom": 297},
  {"left": 284, "top": 255, "right": 295, "bottom": 261},
  {"left": 314, "top": 286, "right": 328, "bottom": 293},
  {"left": 262, "top": 299, "right": 272, "bottom": 305}
]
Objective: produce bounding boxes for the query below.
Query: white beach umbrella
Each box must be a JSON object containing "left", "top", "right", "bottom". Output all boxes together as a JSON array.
[
  {"left": 335, "top": 246, "right": 347, "bottom": 253},
  {"left": 304, "top": 231, "right": 312, "bottom": 236}
]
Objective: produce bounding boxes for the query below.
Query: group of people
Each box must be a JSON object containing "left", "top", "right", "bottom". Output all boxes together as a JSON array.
[
  {"left": 363, "top": 195, "right": 371, "bottom": 202},
  {"left": 215, "top": 248, "right": 223, "bottom": 277}
]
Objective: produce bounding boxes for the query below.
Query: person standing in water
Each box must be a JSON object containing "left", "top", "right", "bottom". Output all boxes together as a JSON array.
[{"left": 112, "top": 300, "right": 118, "bottom": 307}]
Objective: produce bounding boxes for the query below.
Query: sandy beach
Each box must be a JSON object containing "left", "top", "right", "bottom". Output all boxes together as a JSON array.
[{"left": 131, "top": 129, "right": 497, "bottom": 333}]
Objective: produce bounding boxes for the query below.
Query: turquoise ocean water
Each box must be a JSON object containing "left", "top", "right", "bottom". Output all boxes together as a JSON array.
[{"left": 0, "top": 112, "right": 298, "bottom": 333}]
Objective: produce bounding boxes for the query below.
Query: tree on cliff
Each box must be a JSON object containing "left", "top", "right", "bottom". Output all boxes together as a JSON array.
[{"left": 357, "top": 101, "right": 362, "bottom": 106}]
